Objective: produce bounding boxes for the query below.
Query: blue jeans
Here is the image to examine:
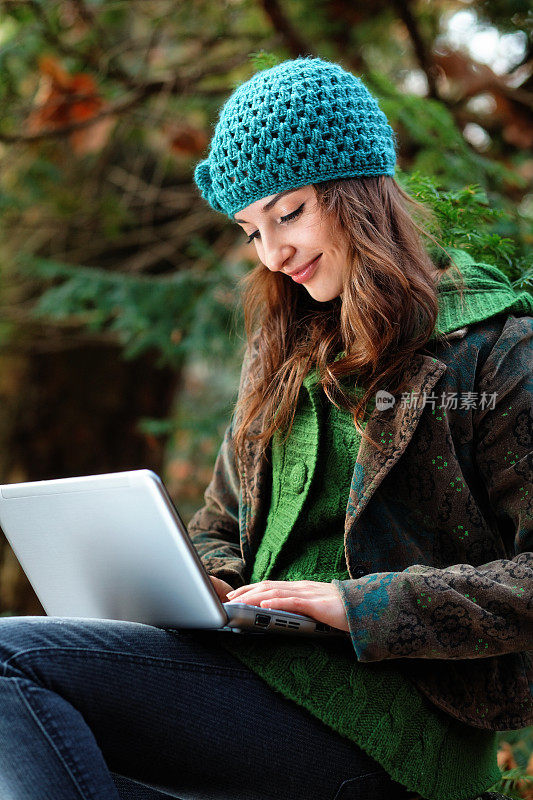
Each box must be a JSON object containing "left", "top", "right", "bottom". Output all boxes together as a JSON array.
[{"left": 0, "top": 616, "right": 415, "bottom": 800}]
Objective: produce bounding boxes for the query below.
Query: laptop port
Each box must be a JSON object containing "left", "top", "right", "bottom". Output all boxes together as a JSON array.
[
  {"left": 315, "top": 622, "right": 332, "bottom": 632},
  {"left": 287, "top": 621, "right": 299, "bottom": 629},
  {"left": 274, "top": 619, "right": 287, "bottom": 626},
  {"left": 254, "top": 614, "right": 271, "bottom": 628}
]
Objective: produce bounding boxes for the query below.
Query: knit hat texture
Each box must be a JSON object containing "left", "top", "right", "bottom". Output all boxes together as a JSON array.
[{"left": 194, "top": 56, "right": 397, "bottom": 219}]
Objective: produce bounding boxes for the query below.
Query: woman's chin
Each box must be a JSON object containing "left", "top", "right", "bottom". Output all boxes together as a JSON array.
[{"left": 306, "top": 286, "right": 342, "bottom": 303}]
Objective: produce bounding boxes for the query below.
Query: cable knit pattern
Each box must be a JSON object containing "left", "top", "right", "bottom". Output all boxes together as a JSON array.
[
  {"left": 193, "top": 56, "right": 396, "bottom": 218},
  {"left": 220, "top": 372, "right": 501, "bottom": 800}
]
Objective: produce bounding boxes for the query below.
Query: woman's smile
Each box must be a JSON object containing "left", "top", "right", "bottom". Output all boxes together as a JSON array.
[{"left": 288, "top": 254, "right": 322, "bottom": 283}]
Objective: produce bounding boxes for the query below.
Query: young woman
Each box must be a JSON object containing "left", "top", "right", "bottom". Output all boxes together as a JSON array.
[{"left": 0, "top": 56, "right": 531, "bottom": 800}]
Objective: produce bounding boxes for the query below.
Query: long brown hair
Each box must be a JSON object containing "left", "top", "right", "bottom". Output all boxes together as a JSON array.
[{"left": 232, "top": 175, "right": 465, "bottom": 461}]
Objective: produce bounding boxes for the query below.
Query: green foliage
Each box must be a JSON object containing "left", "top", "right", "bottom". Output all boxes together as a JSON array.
[
  {"left": 367, "top": 71, "right": 520, "bottom": 192},
  {"left": 137, "top": 417, "right": 180, "bottom": 438},
  {"left": 230, "top": 50, "right": 285, "bottom": 90},
  {"left": 248, "top": 50, "right": 284, "bottom": 74},
  {"left": 488, "top": 769, "right": 533, "bottom": 799},
  {"left": 20, "top": 253, "right": 243, "bottom": 369},
  {"left": 361, "top": 68, "right": 531, "bottom": 275},
  {"left": 398, "top": 171, "right": 531, "bottom": 278},
  {"left": 513, "top": 266, "right": 533, "bottom": 292},
  {"left": 477, "top": 0, "right": 532, "bottom": 37},
  {"left": 488, "top": 729, "right": 533, "bottom": 797}
]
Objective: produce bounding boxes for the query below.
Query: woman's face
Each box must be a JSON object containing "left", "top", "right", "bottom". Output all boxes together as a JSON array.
[{"left": 233, "top": 185, "right": 349, "bottom": 302}]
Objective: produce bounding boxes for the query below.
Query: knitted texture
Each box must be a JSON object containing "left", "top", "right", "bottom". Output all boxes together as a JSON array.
[
  {"left": 194, "top": 56, "right": 397, "bottom": 219},
  {"left": 250, "top": 368, "right": 363, "bottom": 583},
  {"left": 220, "top": 371, "right": 500, "bottom": 800},
  {"left": 432, "top": 248, "right": 533, "bottom": 337}
]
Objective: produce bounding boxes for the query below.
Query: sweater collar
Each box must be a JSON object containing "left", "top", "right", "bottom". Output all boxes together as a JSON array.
[{"left": 432, "top": 247, "right": 533, "bottom": 337}]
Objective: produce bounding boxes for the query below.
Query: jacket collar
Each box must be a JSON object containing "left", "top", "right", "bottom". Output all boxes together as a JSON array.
[
  {"left": 345, "top": 326, "right": 470, "bottom": 537},
  {"left": 344, "top": 350, "right": 448, "bottom": 538}
]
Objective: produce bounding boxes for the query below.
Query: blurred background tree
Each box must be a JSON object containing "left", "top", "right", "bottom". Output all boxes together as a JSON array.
[
  {"left": 0, "top": 0, "right": 530, "bottom": 597},
  {"left": 0, "top": 1, "right": 532, "bottom": 789},
  {"left": 0, "top": 0, "right": 530, "bottom": 583}
]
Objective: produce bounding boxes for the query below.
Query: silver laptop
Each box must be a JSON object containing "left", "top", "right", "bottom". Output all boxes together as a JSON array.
[{"left": 0, "top": 469, "right": 346, "bottom": 638}]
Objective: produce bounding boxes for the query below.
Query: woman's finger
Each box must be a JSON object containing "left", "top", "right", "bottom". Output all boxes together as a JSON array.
[
  {"left": 227, "top": 587, "right": 309, "bottom": 605},
  {"left": 260, "top": 596, "right": 307, "bottom": 612},
  {"left": 226, "top": 580, "right": 292, "bottom": 599}
]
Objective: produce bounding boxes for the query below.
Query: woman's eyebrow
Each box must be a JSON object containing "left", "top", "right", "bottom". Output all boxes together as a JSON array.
[{"left": 234, "top": 188, "right": 301, "bottom": 224}]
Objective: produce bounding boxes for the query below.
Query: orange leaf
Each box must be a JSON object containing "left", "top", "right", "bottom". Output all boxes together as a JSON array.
[
  {"left": 38, "top": 55, "right": 71, "bottom": 89},
  {"left": 26, "top": 57, "right": 113, "bottom": 152},
  {"left": 497, "top": 741, "right": 517, "bottom": 771},
  {"left": 165, "top": 124, "right": 209, "bottom": 157}
]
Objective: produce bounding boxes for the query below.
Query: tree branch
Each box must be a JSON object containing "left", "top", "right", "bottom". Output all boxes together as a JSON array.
[
  {"left": 390, "top": 0, "right": 439, "bottom": 99},
  {"left": 259, "top": 0, "right": 313, "bottom": 57},
  {"left": 0, "top": 90, "right": 144, "bottom": 143},
  {"left": 0, "top": 49, "right": 253, "bottom": 144},
  {"left": 25, "top": 0, "right": 140, "bottom": 90},
  {"left": 318, "top": 0, "right": 368, "bottom": 74}
]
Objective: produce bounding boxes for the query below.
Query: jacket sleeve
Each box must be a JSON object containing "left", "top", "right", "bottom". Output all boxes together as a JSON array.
[
  {"left": 332, "top": 315, "right": 533, "bottom": 662},
  {"left": 186, "top": 341, "right": 256, "bottom": 590}
]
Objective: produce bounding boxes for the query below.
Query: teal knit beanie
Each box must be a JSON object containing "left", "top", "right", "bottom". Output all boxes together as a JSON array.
[{"left": 194, "top": 56, "right": 397, "bottom": 219}]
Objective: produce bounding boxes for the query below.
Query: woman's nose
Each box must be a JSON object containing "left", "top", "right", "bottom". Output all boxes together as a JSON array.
[{"left": 262, "top": 239, "right": 294, "bottom": 273}]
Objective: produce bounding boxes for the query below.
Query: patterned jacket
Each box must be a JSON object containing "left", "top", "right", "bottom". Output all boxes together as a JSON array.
[{"left": 187, "top": 312, "right": 533, "bottom": 731}]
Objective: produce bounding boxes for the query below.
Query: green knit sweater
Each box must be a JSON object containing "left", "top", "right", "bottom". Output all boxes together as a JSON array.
[{"left": 219, "top": 251, "right": 533, "bottom": 800}]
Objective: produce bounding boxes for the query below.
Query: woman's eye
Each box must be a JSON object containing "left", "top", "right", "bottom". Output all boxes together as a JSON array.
[
  {"left": 281, "top": 203, "right": 305, "bottom": 224},
  {"left": 245, "top": 203, "right": 305, "bottom": 244}
]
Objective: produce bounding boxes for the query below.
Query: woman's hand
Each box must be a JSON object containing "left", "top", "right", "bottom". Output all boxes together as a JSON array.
[
  {"left": 209, "top": 575, "right": 234, "bottom": 602},
  {"left": 226, "top": 580, "right": 349, "bottom": 632}
]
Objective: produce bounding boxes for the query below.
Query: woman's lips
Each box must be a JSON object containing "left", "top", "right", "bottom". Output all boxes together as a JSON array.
[{"left": 290, "top": 254, "right": 321, "bottom": 284}]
